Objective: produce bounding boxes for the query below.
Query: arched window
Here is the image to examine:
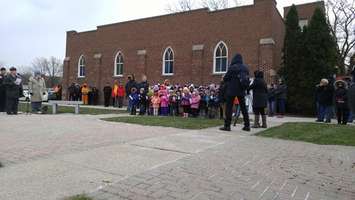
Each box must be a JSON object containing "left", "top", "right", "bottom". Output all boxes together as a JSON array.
[
  {"left": 114, "top": 52, "right": 124, "bottom": 76},
  {"left": 214, "top": 41, "right": 228, "bottom": 73},
  {"left": 162, "top": 47, "right": 174, "bottom": 75},
  {"left": 78, "top": 55, "right": 86, "bottom": 77}
]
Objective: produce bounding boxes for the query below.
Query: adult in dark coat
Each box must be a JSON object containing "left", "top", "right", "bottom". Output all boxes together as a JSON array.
[
  {"left": 139, "top": 75, "right": 149, "bottom": 94},
  {"left": 139, "top": 75, "right": 149, "bottom": 112},
  {"left": 220, "top": 54, "right": 250, "bottom": 132},
  {"left": 0, "top": 67, "right": 7, "bottom": 112},
  {"left": 125, "top": 75, "right": 137, "bottom": 111},
  {"left": 316, "top": 79, "right": 334, "bottom": 123},
  {"left": 125, "top": 75, "right": 137, "bottom": 97},
  {"left": 249, "top": 70, "right": 268, "bottom": 128},
  {"left": 103, "top": 83, "right": 112, "bottom": 107},
  {"left": 275, "top": 79, "right": 287, "bottom": 117},
  {"left": 267, "top": 84, "right": 276, "bottom": 117},
  {"left": 334, "top": 80, "right": 349, "bottom": 125},
  {"left": 347, "top": 82, "right": 355, "bottom": 117},
  {"left": 218, "top": 78, "right": 226, "bottom": 120},
  {"left": 91, "top": 87, "right": 99, "bottom": 105},
  {"left": 3, "top": 67, "right": 23, "bottom": 115},
  {"left": 68, "top": 83, "right": 76, "bottom": 101}
]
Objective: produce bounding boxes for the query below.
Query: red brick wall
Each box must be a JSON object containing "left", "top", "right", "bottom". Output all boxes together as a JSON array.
[{"left": 63, "top": 0, "right": 289, "bottom": 102}]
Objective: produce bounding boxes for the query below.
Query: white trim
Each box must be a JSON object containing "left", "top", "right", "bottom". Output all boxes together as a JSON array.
[
  {"left": 192, "top": 44, "right": 204, "bottom": 51},
  {"left": 137, "top": 50, "right": 147, "bottom": 55},
  {"left": 213, "top": 41, "right": 228, "bottom": 74},
  {"left": 162, "top": 47, "right": 174, "bottom": 76},
  {"left": 114, "top": 51, "right": 124, "bottom": 76},
  {"left": 259, "top": 38, "right": 275, "bottom": 45},
  {"left": 77, "top": 55, "right": 85, "bottom": 78}
]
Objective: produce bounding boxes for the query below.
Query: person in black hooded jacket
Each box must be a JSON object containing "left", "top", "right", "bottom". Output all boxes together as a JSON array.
[
  {"left": 334, "top": 80, "right": 349, "bottom": 125},
  {"left": 220, "top": 54, "right": 250, "bottom": 132},
  {"left": 249, "top": 70, "right": 268, "bottom": 128}
]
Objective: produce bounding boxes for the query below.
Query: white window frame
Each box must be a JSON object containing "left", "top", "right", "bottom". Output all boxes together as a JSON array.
[
  {"left": 213, "top": 41, "right": 228, "bottom": 74},
  {"left": 78, "top": 55, "right": 86, "bottom": 78},
  {"left": 162, "top": 47, "right": 174, "bottom": 76},
  {"left": 114, "top": 51, "right": 124, "bottom": 77}
]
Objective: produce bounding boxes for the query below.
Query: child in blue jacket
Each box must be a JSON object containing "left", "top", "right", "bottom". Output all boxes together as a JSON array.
[{"left": 129, "top": 87, "right": 139, "bottom": 115}]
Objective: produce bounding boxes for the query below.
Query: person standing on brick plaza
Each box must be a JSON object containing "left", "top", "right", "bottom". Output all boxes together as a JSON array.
[
  {"left": 125, "top": 74, "right": 137, "bottom": 111},
  {"left": 117, "top": 82, "right": 125, "bottom": 108},
  {"left": 81, "top": 83, "right": 90, "bottom": 105},
  {"left": 220, "top": 54, "right": 251, "bottom": 132},
  {"left": 348, "top": 78, "right": 355, "bottom": 121},
  {"left": 316, "top": 78, "right": 334, "bottom": 123},
  {"left": 103, "top": 82, "right": 112, "bottom": 107},
  {"left": 68, "top": 83, "right": 76, "bottom": 101},
  {"left": 334, "top": 80, "right": 349, "bottom": 125},
  {"left": 28, "top": 71, "right": 46, "bottom": 113},
  {"left": 0, "top": 67, "right": 7, "bottom": 113},
  {"left": 112, "top": 80, "right": 120, "bottom": 107},
  {"left": 3, "top": 67, "right": 23, "bottom": 115},
  {"left": 249, "top": 70, "right": 268, "bottom": 128},
  {"left": 267, "top": 84, "right": 276, "bottom": 117},
  {"left": 275, "top": 79, "right": 287, "bottom": 118}
]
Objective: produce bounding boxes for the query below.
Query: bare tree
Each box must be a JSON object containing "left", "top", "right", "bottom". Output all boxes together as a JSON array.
[
  {"left": 326, "top": 0, "right": 355, "bottom": 74},
  {"left": 17, "top": 66, "right": 33, "bottom": 86},
  {"left": 166, "top": 0, "right": 196, "bottom": 12},
  {"left": 166, "top": 0, "right": 242, "bottom": 13},
  {"left": 201, "top": 0, "right": 229, "bottom": 10},
  {"left": 0, "top": 61, "right": 5, "bottom": 68},
  {"left": 32, "top": 57, "right": 63, "bottom": 87}
]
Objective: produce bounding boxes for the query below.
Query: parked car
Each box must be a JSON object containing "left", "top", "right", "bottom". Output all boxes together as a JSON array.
[{"left": 47, "top": 89, "right": 57, "bottom": 101}]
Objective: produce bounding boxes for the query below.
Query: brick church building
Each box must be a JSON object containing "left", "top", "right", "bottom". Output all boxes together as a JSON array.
[{"left": 63, "top": 0, "right": 323, "bottom": 101}]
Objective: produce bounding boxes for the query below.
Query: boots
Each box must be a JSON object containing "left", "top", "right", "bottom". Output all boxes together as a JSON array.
[
  {"left": 252, "top": 115, "right": 260, "bottom": 128},
  {"left": 262, "top": 115, "right": 267, "bottom": 128}
]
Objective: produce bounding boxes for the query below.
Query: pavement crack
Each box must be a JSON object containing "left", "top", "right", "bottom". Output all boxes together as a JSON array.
[{"left": 129, "top": 144, "right": 192, "bottom": 155}]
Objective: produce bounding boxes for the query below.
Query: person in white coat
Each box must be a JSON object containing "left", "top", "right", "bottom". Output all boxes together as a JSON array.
[{"left": 29, "top": 72, "right": 46, "bottom": 113}]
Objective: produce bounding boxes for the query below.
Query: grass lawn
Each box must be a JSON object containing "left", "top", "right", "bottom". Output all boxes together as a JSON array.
[
  {"left": 64, "top": 194, "right": 93, "bottom": 200},
  {"left": 18, "top": 102, "right": 126, "bottom": 115},
  {"left": 103, "top": 116, "right": 225, "bottom": 130},
  {"left": 257, "top": 122, "right": 355, "bottom": 146}
]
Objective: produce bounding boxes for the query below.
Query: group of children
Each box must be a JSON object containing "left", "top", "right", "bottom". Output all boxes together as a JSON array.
[{"left": 127, "top": 83, "right": 239, "bottom": 119}]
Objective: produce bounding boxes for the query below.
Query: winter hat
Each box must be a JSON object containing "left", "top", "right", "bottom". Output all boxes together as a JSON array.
[
  {"left": 320, "top": 79, "right": 329, "bottom": 86},
  {"left": 335, "top": 80, "right": 347, "bottom": 89},
  {"left": 153, "top": 85, "right": 159, "bottom": 92}
]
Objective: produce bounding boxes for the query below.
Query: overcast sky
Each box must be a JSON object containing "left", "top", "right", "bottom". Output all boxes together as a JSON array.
[{"left": 0, "top": 0, "right": 318, "bottom": 68}]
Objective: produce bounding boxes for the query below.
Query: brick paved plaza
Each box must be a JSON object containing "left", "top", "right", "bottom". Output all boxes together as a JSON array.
[{"left": 0, "top": 114, "right": 354, "bottom": 200}]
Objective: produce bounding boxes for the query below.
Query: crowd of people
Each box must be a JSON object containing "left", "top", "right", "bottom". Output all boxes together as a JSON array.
[
  {"left": 67, "top": 83, "right": 100, "bottom": 105},
  {"left": 91, "top": 54, "right": 289, "bottom": 132},
  {"left": 315, "top": 77, "right": 355, "bottom": 125},
  {"left": 3, "top": 53, "right": 354, "bottom": 132},
  {"left": 0, "top": 67, "right": 65, "bottom": 115},
  {"left": 0, "top": 67, "right": 24, "bottom": 115}
]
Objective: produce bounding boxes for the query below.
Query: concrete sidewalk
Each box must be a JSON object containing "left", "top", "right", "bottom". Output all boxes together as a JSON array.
[{"left": 0, "top": 114, "right": 353, "bottom": 200}]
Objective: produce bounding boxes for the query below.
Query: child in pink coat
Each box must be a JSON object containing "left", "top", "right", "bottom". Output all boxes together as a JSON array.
[
  {"left": 151, "top": 91, "right": 161, "bottom": 116},
  {"left": 159, "top": 89, "right": 169, "bottom": 116},
  {"left": 190, "top": 89, "right": 201, "bottom": 117}
]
